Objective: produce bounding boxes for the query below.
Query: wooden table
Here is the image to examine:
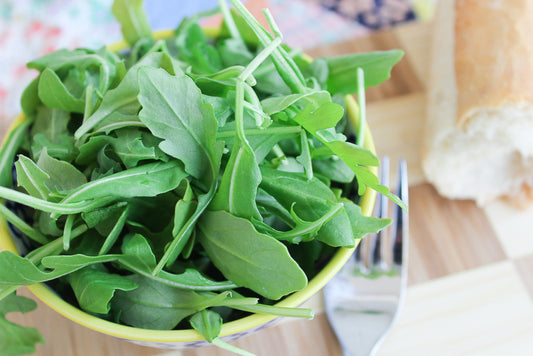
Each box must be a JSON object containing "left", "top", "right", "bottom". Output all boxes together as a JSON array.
[{"left": 8, "top": 20, "right": 533, "bottom": 356}]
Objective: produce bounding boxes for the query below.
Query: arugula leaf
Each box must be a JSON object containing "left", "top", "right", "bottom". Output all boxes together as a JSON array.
[
  {"left": 40, "top": 254, "right": 122, "bottom": 270},
  {"left": 120, "top": 233, "right": 156, "bottom": 270},
  {"left": 81, "top": 202, "right": 127, "bottom": 235},
  {"left": 30, "top": 106, "right": 70, "bottom": 144},
  {"left": 0, "top": 203, "right": 49, "bottom": 245},
  {"left": 210, "top": 79, "right": 262, "bottom": 220},
  {"left": 15, "top": 155, "right": 51, "bottom": 201},
  {"left": 137, "top": 66, "right": 219, "bottom": 188},
  {"left": 227, "top": 0, "right": 306, "bottom": 93},
  {"left": 38, "top": 68, "right": 85, "bottom": 113},
  {"left": 189, "top": 309, "right": 255, "bottom": 356},
  {"left": 111, "top": 275, "right": 232, "bottom": 330},
  {"left": 60, "top": 161, "right": 188, "bottom": 204},
  {"left": 28, "top": 107, "right": 77, "bottom": 163},
  {"left": 134, "top": 64, "right": 225, "bottom": 272},
  {"left": 343, "top": 200, "right": 392, "bottom": 239},
  {"left": 259, "top": 167, "right": 355, "bottom": 247},
  {"left": 189, "top": 309, "right": 220, "bottom": 342},
  {"left": 28, "top": 48, "right": 107, "bottom": 72},
  {"left": 254, "top": 202, "right": 344, "bottom": 244},
  {"left": 0, "top": 186, "right": 115, "bottom": 215},
  {"left": 290, "top": 101, "right": 345, "bottom": 138},
  {"left": 111, "top": 128, "right": 168, "bottom": 168},
  {"left": 256, "top": 188, "right": 294, "bottom": 223},
  {"left": 0, "top": 292, "right": 44, "bottom": 355},
  {"left": 28, "top": 48, "right": 116, "bottom": 95},
  {"left": 20, "top": 76, "right": 40, "bottom": 117},
  {"left": 92, "top": 148, "right": 123, "bottom": 179},
  {"left": 312, "top": 156, "right": 354, "bottom": 183},
  {"left": 261, "top": 91, "right": 331, "bottom": 116},
  {"left": 152, "top": 187, "right": 218, "bottom": 275},
  {"left": 326, "top": 140, "right": 379, "bottom": 167},
  {"left": 296, "top": 130, "right": 313, "bottom": 180},
  {"left": 285, "top": 97, "right": 399, "bottom": 208},
  {"left": 218, "top": 8, "right": 260, "bottom": 46},
  {"left": 226, "top": 292, "right": 314, "bottom": 319},
  {"left": 35, "top": 211, "right": 62, "bottom": 237},
  {"left": 197, "top": 210, "right": 307, "bottom": 300},
  {"left": 124, "top": 193, "right": 177, "bottom": 234},
  {"left": 98, "top": 204, "right": 129, "bottom": 255},
  {"left": 203, "top": 94, "right": 232, "bottom": 127},
  {"left": 0, "top": 251, "right": 118, "bottom": 287},
  {"left": 111, "top": 0, "right": 152, "bottom": 46},
  {"left": 74, "top": 52, "right": 182, "bottom": 139},
  {"left": 175, "top": 22, "right": 222, "bottom": 74},
  {"left": 210, "top": 136, "right": 261, "bottom": 219},
  {"left": 164, "top": 181, "right": 197, "bottom": 265},
  {"left": 0, "top": 120, "right": 31, "bottom": 188},
  {"left": 77, "top": 128, "right": 168, "bottom": 168},
  {"left": 118, "top": 233, "right": 236, "bottom": 291},
  {"left": 217, "top": 38, "right": 254, "bottom": 67},
  {"left": 37, "top": 148, "right": 87, "bottom": 192},
  {"left": 218, "top": 125, "right": 301, "bottom": 163},
  {"left": 30, "top": 133, "right": 77, "bottom": 163},
  {"left": 322, "top": 50, "right": 404, "bottom": 95},
  {"left": 68, "top": 266, "right": 137, "bottom": 314}
]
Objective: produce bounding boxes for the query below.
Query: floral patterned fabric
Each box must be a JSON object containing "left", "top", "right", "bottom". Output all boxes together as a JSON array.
[
  {"left": 0, "top": 0, "right": 419, "bottom": 128},
  {"left": 0, "top": 0, "right": 120, "bottom": 131}
]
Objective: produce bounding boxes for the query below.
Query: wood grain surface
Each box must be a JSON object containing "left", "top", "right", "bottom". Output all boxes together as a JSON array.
[{"left": 6, "top": 20, "right": 533, "bottom": 356}]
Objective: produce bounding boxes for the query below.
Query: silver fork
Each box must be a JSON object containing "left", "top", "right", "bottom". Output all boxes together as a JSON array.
[{"left": 324, "top": 157, "right": 409, "bottom": 356}]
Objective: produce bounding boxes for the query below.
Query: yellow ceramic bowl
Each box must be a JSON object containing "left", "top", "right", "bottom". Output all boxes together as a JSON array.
[{"left": 0, "top": 30, "right": 377, "bottom": 349}]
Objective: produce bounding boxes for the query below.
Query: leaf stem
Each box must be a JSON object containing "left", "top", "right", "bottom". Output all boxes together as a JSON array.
[
  {"left": 26, "top": 224, "right": 89, "bottom": 264},
  {"left": 216, "top": 125, "right": 301, "bottom": 139},
  {"left": 218, "top": 0, "right": 240, "bottom": 39},
  {"left": 273, "top": 203, "right": 343, "bottom": 241},
  {"left": 231, "top": 303, "right": 314, "bottom": 319},
  {"left": 212, "top": 338, "right": 256, "bottom": 356},
  {"left": 62, "top": 214, "right": 75, "bottom": 251},
  {"left": 0, "top": 119, "right": 31, "bottom": 188},
  {"left": 356, "top": 67, "right": 366, "bottom": 147},
  {"left": 0, "top": 286, "right": 17, "bottom": 303},
  {"left": 0, "top": 187, "right": 115, "bottom": 214},
  {"left": 235, "top": 79, "right": 246, "bottom": 142},
  {"left": 212, "top": 297, "right": 259, "bottom": 307},
  {"left": 83, "top": 83, "right": 95, "bottom": 121},
  {"left": 0, "top": 224, "right": 89, "bottom": 303},
  {"left": 271, "top": 144, "right": 287, "bottom": 165},
  {"left": 228, "top": 0, "right": 306, "bottom": 93},
  {"left": 242, "top": 83, "right": 271, "bottom": 127},
  {"left": 261, "top": 8, "right": 282, "bottom": 38},
  {"left": 238, "top": 37, "right": 282, "bottom": 81},
  {"left": 0, "top": 203, "right": 48, "bottom": 245},
  {"left": 211, "top": 337, "right": 256, "bottom": 356},
  {"left": 120, "top": 257, "right": 236, "bottom": 291},
  {"left": 98, "top": 204, "right": 129, "bottom": 255},
  {"left": 152, "top": 186, "right": 217, "bottom": 276}
]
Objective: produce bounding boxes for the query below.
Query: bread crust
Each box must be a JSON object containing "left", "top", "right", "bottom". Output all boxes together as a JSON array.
[
  {"left": 455, "top": 0, "right": 533, "bottom": 127},
  {"left": 423, "top": 0, "right": 533, "bottom": 206}
]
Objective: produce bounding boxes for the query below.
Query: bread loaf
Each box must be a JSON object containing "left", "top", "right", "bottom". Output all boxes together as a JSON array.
[{"left": 423, "top": 0, "right": 533, "bottom": 205}]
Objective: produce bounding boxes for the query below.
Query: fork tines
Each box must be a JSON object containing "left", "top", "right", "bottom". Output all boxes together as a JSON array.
[{"left": 355, "top": 157, "right": 408, "bottom": 275}]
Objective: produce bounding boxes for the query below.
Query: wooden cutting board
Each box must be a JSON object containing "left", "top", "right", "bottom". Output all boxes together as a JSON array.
[{"left": 8, "top": 20, "right": 533, "bottom": 356}]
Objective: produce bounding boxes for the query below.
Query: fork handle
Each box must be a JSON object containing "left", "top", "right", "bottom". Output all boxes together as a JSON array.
[{"left": 340, "top": 341, "right": 379, "bottom": 356}]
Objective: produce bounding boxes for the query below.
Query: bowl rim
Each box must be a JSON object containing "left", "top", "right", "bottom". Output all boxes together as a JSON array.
[{"left": 0, "top": 29, "right": 377, "bottom": 342}]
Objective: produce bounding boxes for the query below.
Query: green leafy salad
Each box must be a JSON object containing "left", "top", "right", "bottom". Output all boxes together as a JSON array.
[{"left": 0, "top": 0, "right": 405, "bottom": 354}]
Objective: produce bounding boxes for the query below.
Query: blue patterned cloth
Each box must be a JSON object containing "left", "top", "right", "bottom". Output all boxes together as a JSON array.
[{"left": 321, "top": 0, "right": 416, "bottom": 30}]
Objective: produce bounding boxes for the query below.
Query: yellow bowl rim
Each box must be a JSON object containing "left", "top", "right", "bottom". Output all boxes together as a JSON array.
[{"left": 0, "top": 29, "right": 377, "bottom": 342}]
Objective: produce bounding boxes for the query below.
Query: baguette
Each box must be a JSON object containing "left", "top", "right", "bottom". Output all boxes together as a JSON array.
[{"left": 423, "top": 0, "right": 533, "bottom": 205}]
